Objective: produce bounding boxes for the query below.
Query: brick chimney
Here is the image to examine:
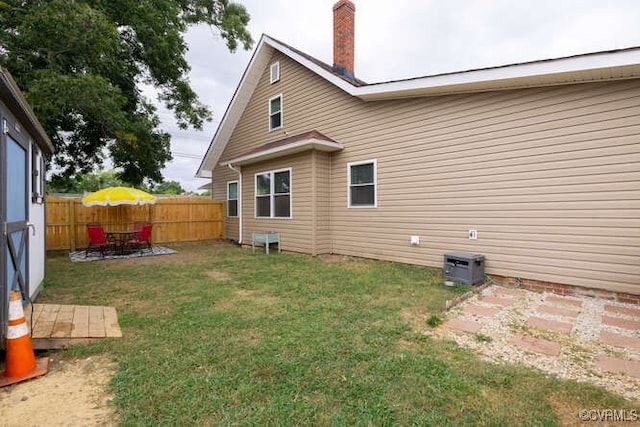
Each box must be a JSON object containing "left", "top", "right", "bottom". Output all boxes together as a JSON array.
[{"left": 333, "top": 0, "right": 355, "bottom": 79}]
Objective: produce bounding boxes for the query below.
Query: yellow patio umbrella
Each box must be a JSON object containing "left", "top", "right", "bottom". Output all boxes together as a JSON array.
[{"left": 81, "top": 186, "right": 156, "bottom": 207}]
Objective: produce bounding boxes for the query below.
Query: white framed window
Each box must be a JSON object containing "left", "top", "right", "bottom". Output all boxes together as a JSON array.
[
  {"left": 255, "top": 168, "right": 291, "bottom": 218},
  {"left": 348, "top": 159, "right": 377, "bottom": 208},
  {"left": 270, "top": 62, "right": 280, "bottom": 83},
  {"left": 227, "top": 181, "right": 238, "bottom": 217},
  {"left": 31, "top": 143, "right": 45, "bottom": 204},
  {"left": 269, "top": 94, "right": 283, "bottom": 131}
]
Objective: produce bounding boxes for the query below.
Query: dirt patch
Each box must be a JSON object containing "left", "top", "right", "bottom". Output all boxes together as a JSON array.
[
  {"left": 318, "top": 254, "right": 352, "bottom": 263},
  {"left": 0, "top": 355, "right": 117, "bottom": 426},
  {"left": 400, "top": 307, "right": 433, "bottom": 332},
  {"left": 549, "top": 395, "right": 583, "bottom": 426},
  {"left": 113, "top": 241, "right": 237, "bottom": 266},
  {"left": 207, "top": 269, "right": 232, "bottom": 281},
  {"left": 235, "top": 289, "right": 279, "bottom": 306}
]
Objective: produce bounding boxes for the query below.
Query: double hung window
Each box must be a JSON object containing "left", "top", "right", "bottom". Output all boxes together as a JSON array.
[
  {"left": 269, "top": 95, "right": 283, "bottom": 131},
  {"left": 256, "top": 169, "right": 291, "bottom": 218},
  {"left": 348, "top": 160, "right": 377, "bottom": 207},
  {"left": 227, "top": 181, "right": 238, "bottom": 217},
  {"left": 270, "top": 62, "right": 280, "bottom": 83}
]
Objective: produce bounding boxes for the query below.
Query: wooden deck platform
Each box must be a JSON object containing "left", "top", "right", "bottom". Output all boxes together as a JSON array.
[{"left": 26, "top": 304, "right": 122, "bottom": 350}]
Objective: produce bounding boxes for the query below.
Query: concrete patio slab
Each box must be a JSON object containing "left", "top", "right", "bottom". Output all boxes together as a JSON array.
[
  {"left": 479, "top": 296, "right": 516, "bottom": 307},
  {"left": 545, "top": 294, "right": 583, "bottom": 307},
  {"left": 604, "top": 304, "right": 640, "bottom": 318},
  {"left": 463, "top": 304, "right": 499, "bottom": 317},
  {"left": 600, "top": 331, "right": 640, "bottom": 351},
  {"left": 537, "top": 304, "right": 580, "bottom": 318},
  {"left": 444, "top": 318, "right": 483, "bottom": 334},
  {"left": 597, "top": 356, "right": 640, "bottom": 379},
  {"left": 509, "top": 335, "right": 562, "bottom": 356},
  {"left": 602, "top": 315, "right": 640, "bottom": 331},
  {"left": 527, "top": 316, "right": 574, "bottom": 334}
]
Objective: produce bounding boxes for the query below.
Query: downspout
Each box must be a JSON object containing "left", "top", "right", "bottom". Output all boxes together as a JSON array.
[{"left": 227, "top": 163, "right": 242, "bottom": 244}]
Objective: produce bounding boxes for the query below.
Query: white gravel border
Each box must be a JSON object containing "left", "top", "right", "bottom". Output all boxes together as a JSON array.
[{"left": 436, "top": 285, "right": 640, "bottom": 401}]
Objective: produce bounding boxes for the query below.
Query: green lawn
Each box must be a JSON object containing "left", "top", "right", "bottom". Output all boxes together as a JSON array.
[{"left": 42, "top": 241, "right": 633, "bottom": 425}]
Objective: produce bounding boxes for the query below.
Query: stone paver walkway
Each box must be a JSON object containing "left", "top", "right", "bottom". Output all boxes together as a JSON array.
[{"left": 439, "top": 285, "right": 640, "bottom": 401}]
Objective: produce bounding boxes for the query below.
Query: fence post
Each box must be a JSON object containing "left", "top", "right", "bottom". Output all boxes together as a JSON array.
[
  {"left": 69, "top": 198, "right": 76, "bottom": 251},
  {"left": 149, "top": 204, "right": 154, "bottom": 226}
]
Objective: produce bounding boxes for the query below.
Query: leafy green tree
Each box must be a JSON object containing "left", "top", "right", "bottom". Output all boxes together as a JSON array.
[
  {"left": 152, "top": 180, "right": 185, "bottom": 195},
  {"left": 47, "top": 170, "right": 126, "bottom": 193},
  {"left": 0, "top": 0, "right": 252, "bottom": 187},
  {"left": 78, "top": 170, "right": 127, "bottom": 192}
]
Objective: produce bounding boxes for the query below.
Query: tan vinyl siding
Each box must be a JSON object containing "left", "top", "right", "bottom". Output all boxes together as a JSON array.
[
  {"left": 241, "top": 153, "right": 315, "bottom": 254},
  {"left": 312, "top": 151, "right": 332, "bottom": 255},
  {"left": 327, "top": 79, "right": 640, "bottom": 295},
  {"left": 212, "top": 167, "right": 240, "bottom": 241},
  {"left": 213, "top": 52, "right": 640, "bottom": 295}
]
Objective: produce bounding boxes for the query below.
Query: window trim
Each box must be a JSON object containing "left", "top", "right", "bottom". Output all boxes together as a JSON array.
[
  {"left": 268, "top": 94, "right": 283, "bottom": 131},
  {"left": 270, "top": 61, "right": 280, "bottom": 83},
  {"left": 227, "top": 180, "right": 238, "bottom": 217},
  {"left": 31, "top": 142, "right": 45, "bottom": 204},
  {"left": 347, "top": 159, "right": 377, "bottom": 208},
  {"left": 254, "top": 167, "right": 292, "bottom": 219}
]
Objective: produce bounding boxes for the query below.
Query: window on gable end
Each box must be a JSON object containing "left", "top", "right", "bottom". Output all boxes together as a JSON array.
[
  {"left": 269, "top": 94, "right": 283, "bottom": 131},
  {"left": 270, "top": 62, "right": 280, "bottom": 83}
]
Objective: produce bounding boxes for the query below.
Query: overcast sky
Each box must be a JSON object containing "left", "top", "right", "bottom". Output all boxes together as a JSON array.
[{"left": 160, "top": 0, "right": 640, "bottom": 191}]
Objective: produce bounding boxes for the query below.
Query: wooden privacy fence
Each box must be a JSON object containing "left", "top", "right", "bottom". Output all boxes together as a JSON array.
[{"left": 46, "top": 196, "right": 225, "bottom": 251}]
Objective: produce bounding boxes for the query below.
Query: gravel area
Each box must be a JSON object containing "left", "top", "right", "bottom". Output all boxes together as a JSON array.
[{"left": 435, "top": 285, "right": 640, "bottom": 401}]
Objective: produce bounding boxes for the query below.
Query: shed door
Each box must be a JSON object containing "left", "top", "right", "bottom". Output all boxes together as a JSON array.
[{"left": 1, "top": 126, "right": 29, "bottom": 345}]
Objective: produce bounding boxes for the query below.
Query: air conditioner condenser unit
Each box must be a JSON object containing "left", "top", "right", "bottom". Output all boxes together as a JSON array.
[{"left": 443, "top": 252, "right": 485, "bottom": 285}]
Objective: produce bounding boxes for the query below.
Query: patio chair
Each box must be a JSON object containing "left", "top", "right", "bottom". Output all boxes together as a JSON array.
[
  {"left": 133, "top": 221, "right": 148, "bottom": 232},
  {"left": 126, "top": 223, "right": 153, "bottom": 254},
  {"left": 85, "top": 223, "right": 115, "bottom": 258}
]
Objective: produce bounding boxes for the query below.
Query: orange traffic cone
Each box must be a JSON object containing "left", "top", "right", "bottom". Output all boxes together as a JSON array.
[{"left": 0, "top": 290, "right": 48, "bottom": 387}]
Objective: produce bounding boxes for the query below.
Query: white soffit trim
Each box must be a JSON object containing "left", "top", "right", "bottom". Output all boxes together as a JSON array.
[
  {"left": 222, "top": 138, "right": 344, "bottom": 167},
  {"left": 356, "top": 48, "right": 640, "bottom": 100},
  {"left": 269, "top": 37, "right": 640, "bottom": 100}
]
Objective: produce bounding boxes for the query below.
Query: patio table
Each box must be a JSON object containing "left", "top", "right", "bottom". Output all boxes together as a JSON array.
[{"left": 106, "top": 230, "right": 139, "bottom": 255}]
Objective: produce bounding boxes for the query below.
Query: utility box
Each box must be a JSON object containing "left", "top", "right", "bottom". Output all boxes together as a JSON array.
[{"left": 443, "top": 252, "right": 485, "bottom": 285}]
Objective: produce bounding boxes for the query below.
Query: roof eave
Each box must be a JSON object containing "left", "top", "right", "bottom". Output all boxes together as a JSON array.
[
  {"left": 196, "top": 35, "right": 276, "bottom": 177},
  {"left": 355, "top": 47, "right": 640, "bottom": 100},
  {"left": 0, "top": 68, "right": 54, "bottom": 154},
  {"left": 222, "top": 139, "right": 344, "bottom": 167}
]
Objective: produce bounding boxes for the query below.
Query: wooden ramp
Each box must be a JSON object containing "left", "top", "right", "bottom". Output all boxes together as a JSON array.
[{"left": 27, "top": 304, "right": 122, "bottom": 350}]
